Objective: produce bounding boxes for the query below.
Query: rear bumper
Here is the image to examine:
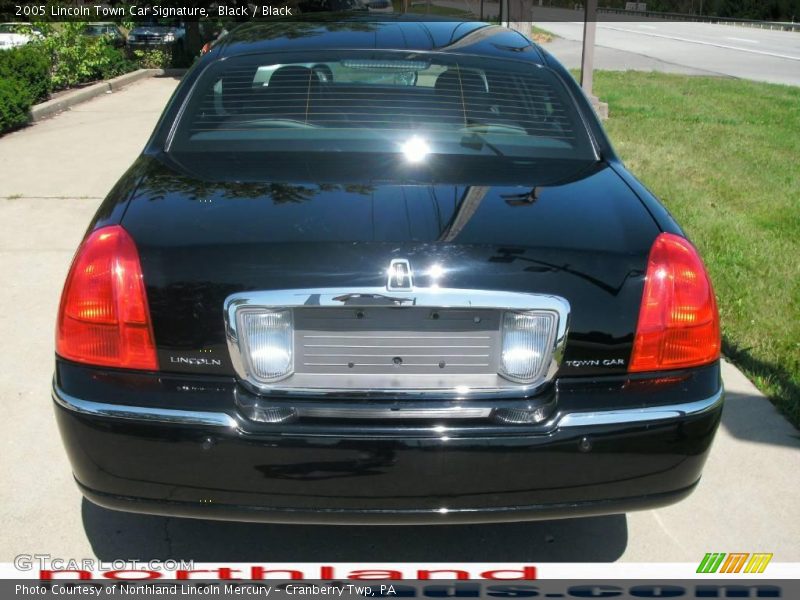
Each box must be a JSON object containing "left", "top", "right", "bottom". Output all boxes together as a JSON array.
[
  {"left": 53, "top": 364, "right": 724, "bottom": 525},
  {"left": 76, "top": 479, "right": 700, "bottom": 526}
]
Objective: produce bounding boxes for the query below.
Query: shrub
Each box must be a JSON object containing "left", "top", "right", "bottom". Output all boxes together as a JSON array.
[
  {"left": 0, "top": 43, "right": 51, "bottom": 103},
  {"left": 39, "top": 23, "right": 136, "bottom": 91},
  {"left": 130, "top": 47, "right": 173, "bottom": 70},
  {"left": 87, "top": 41, "right": 136, "bottom": 80},
  {"left": 0, "top": 43, "right": 53, "bottom": 134},
  {"left": 0, "top": 77, "right": 33, "bottom": 132},
  {"left": 0, "top": 23, "right": 141, "bottom": 134}
]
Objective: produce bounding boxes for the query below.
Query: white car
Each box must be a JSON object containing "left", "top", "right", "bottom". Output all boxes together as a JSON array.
[{"left": 0, "top": 23, "right": 42, "bottom": 50}]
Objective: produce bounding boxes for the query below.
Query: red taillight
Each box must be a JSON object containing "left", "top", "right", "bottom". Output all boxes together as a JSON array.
[
  {"left": 629, "top": 232, "right": 720, "bottom": 372},
  {"left": 56, "top": 225, "right": 158, "bottom": 371}
]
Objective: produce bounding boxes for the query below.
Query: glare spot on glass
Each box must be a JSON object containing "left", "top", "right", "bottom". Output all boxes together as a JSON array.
[
  {"left": 455, "top": 385, "right": 470, "bottom": 395},
  {"left": 503, "top": 348, "right": 541, "bottom": 362},
  {"left": 438, "top": 507, "right": 449, "bottom": 514},
  {"left": 401, "top": 136, "right": 430, "bottom": 163},
  {"left": 251, "top": 346, "right": 290, "bottom": 361}
]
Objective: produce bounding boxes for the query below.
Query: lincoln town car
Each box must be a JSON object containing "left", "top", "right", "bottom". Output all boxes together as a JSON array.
[{"left": 53, "top": 19, "right": 723, "bottom": 524}]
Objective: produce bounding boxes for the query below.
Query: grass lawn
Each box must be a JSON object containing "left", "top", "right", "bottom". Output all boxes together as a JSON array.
[{"left": 590, "top": 71, "right": 800, "bottom": 427}]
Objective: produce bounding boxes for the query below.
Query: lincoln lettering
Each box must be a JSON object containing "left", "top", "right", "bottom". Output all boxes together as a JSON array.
[{"left": 169, "top": 357, "right": 222, "bottom": 367}]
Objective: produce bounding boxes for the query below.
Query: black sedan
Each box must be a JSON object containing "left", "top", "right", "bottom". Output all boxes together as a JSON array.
[{"left": 53, "top": 19, "right": 723, "bottom": 524}]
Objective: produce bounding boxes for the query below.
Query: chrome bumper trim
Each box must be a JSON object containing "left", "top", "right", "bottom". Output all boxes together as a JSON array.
[
  {"left": 557, "top": 387, "right": 724, "bottom": 428},
  {"left": 297, "top": 406, "right": 493, "bottom": 419},
  {"left": 52, "top": 383, "right": 237, "bottom": 429},
  {"left": 53, "top": 381, "right": 723, "bottom": 430}
]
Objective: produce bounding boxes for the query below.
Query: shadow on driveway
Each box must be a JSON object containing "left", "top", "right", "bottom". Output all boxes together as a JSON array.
[
  {"left": 82, "top": 501, "right": 628, "bottom": 562},
  {"left": 721, "top": 347, "right": 800, "bottom": 449},
  {"left": 722, "top": 388, "right": 800, "bottom": 449}
]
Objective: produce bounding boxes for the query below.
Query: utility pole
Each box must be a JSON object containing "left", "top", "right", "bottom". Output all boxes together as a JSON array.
[
  {"left": 579, "top": 0, "right": 608, "bottom": 119},
  {"left": 505, "top": 0, "right": 531, "bottom": 36},
  {"left": 580, "top": 0, "right": 597, "bottom": 97}
]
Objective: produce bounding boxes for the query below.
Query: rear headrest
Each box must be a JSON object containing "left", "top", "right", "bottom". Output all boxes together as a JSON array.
[
  {"left": 311, "top": 64, "right": 334, "bottom": 83},
  {"left": 269, "top": 66, "right": 316, "bottom": 89},
  {"left": 434, "top": 70, "right": 487, "bottom": 96}
]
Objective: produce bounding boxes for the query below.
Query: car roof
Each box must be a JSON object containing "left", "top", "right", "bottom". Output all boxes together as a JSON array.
[{"left": 213, "top": 17, "right": 544, "bottom": 63}]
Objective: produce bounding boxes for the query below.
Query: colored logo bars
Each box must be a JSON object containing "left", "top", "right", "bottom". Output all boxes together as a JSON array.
[{"left": 697, "top": 553, "right": 773, "bottom": 574}]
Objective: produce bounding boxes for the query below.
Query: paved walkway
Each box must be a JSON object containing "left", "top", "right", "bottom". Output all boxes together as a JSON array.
[{"left": 0, "top": 76, "right": 797, "bottom": 564}]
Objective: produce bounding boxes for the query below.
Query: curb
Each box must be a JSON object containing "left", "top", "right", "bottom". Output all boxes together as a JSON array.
[{"left": 29, "top": 68, "right": 187, "bottom": 123}]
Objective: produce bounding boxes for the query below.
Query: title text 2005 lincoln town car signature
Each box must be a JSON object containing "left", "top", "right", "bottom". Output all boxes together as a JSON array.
[{"left": 53, "top": 19, "right": 723, "bottom": 524}]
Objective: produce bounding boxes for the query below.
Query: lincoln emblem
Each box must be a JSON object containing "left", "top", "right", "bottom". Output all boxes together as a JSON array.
[{"left": 387, "top": 259, "right": 413, "bottom": 291}]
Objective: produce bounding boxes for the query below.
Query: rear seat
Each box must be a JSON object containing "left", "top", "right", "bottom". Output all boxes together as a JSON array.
[{"left": 307, "top": 84, "right": 465, "bottom": 128}]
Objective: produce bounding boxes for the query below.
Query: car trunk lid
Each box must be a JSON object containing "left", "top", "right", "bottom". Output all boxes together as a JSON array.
[{"left": 120, "top": 154, "right": 659, "bottom": 380}]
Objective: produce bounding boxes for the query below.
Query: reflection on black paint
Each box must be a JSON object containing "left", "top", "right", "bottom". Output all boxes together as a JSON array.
[
  {"left": 490, "top": 247, "right": 644, "bottom": 297},
  {"left": 255, "top": 448, "right": 396, "bottom": 481},
  {"left": 110, "top": 149, "right": 658, "bottom": 377}
]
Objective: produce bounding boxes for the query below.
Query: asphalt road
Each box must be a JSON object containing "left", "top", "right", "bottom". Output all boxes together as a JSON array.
[
  {"left": 0, "top": 77, "right": 798, "bottom": 565},
  {"left": 435, "top": 3, "right": 800, "bottom": 85}
]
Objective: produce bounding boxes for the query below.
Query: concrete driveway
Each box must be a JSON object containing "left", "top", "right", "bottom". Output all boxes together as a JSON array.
[{"left": 0, "top": 75, "right": 798, "bottom": 565}]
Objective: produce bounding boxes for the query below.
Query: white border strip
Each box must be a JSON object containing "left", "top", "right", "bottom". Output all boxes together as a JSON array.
[{"left": 1, "top": 562, "right": 798, "bottom": 580}]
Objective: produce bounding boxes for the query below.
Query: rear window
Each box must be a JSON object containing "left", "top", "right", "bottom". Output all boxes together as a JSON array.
[{"left": 170, "top": 50, "right": 595, "bottom": 161}]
